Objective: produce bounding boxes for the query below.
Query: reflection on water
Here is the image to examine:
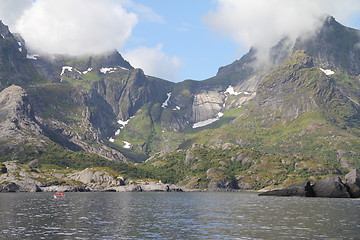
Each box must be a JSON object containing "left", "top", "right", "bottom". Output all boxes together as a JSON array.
[{"left": 0, "top": 192, "right": 359, "bottom": 239}]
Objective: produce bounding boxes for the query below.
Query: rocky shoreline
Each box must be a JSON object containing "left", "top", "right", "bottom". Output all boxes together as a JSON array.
[
  {"left": 0, "top": 182, "right": 184, "bottom": 193},
  {"left": 0, "top": 161, "right": 183, "bottom": 193},
  {"left": 259, "top": 169, "right": 360, "bottom": 198},
  {"left": 1, "top": 160, "right": 359, "bottom": 197}
]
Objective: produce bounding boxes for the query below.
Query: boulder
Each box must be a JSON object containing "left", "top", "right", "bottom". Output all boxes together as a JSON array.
[
  {"left": 345, "top": 169, "right": 360, "bottom": 198},
  {"left": 166, "top": 185, "right": 183, "bottom": 192},
  {"left": 208, "top": 179, "right": 227, "bottom": 189},
  {"left": 66, "top": 168, "right": 124, "bottom": 189},
  {"left": 132, "top": 185, "right": 143, "bottom": 192},
  {"left": 20, "top": 183, "right": 42, "bottom": 192},
  {"left": 259, "top": 181, "right": 315, "bottom": 197},
  {"left": 112, "top": 185, "right": 143, "bottom": 192},
  {"left": 102, "top": 189, "right": 117, "bottom": 192},
  {"left": 40, "top": 185, "right": 74, "bottom": 192},
  {"left": 312, "top": 177, "right": 350, "bottom": 198},
  {"left": 0, "top": 164, "right": 7, "bottom": 173},
  {"left": 65, "top": 186, "right": 91, "bottom": 192},
  {"left": 0, "top": 182, "right": 20, "bottom": 192}
]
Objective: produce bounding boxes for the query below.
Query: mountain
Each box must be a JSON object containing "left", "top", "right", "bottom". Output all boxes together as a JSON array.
[
  {"left": 141, "top": 16, "right": 360, "bottom": 189},
  {"left": 0, "top": 16, "right": 359, "bottom": 191},
  {"left": 0, "top": 21, "right": 45, "bottom": 89}
]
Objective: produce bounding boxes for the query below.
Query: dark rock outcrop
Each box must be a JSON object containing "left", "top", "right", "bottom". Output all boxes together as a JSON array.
[
  {"left": 166, "top": 185, "right": 183, "bottom": 192},
  {"left": 345, "top": 169, "right": 360, "bottom": 198},
  {"left": 64, "top": 186, "right": 91, "bottom": 192},
  {"left": 312, "top": 177, "right": 350, "bottom": 198},
  {"left": 0, "top": 164, "right": 7, "bottom": 173},
  {"left": 259, "top": 181, "right": 315, "bottom": 197},
  {"left": 259, "top": 176, "right": 359, "bottom": 198},
  {"left": 206, "top": 168, "right": 239, "bottom": 190},
  {"left": 0, "top": 182, "right": 20, "bottom": 192}
]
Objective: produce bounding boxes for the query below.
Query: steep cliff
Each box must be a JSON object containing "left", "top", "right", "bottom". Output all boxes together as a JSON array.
[{"left": 0, "top": 21, "right": 45, "bottom": 90}]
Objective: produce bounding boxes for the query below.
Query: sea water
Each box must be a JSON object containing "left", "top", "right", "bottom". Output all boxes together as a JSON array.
[{"left": 0, "top": 192, "right": 359, "bottom": 239}]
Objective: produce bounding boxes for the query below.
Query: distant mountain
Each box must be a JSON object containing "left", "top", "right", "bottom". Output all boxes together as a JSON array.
[{"left": 0, "top": 16, "right": 359, "bottom": 190}]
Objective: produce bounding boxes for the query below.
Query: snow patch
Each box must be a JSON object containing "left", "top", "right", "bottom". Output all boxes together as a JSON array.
[
  {"left": 109, "top": 137, "right": 115, "bottom": 143},
  {"left": 162, "top": 92, "right": 171, "bottom": 108},
  {"left": 114, "top": 118, "right": 131, "bottom": 134},
  {"left": 122, "top": 141, "right": 132, "bottom": 149},
  {"left": 0, "top": 34, "right": 4, "bottom": 39},
  {"left": 82, "top": 68, "right": 93, "bottom": 74},
  {"left": 60, "top": 66, "right": 73, "bottom": 76},
  {"left": 100, "top": 67, "right": 117, "bottom": 74},
  {"left": 224, "top": 85, "right": 241, "bottom": 96},
  {"left": 319, "top": 68, "right": 335, "bottom": 76},
  {"left": 17, "top": 42, "right": 22, "bottom": 52},
  {"left": 26, "top": 54, "right": 39, "bottom": 60},
  {"left": 192, "top": 118, "right": 219, "bottom": 129},
  {"left": 192, "top": 112, "right": 224, "bottom": 128},
  {"left": 115, "top": 129, "right": 121, "bottom": 136},
  {"left": 173, "top": 106, "right": 181, "bottom": 111},
  {"left": 120, "top": 67, "right": 129, "bottom": 70},
  {"left": 117, "top": 119, "right": 130, "bottom": 128},
  {"left": 223, "top": 97, "right": 228, "bottom": 107}
]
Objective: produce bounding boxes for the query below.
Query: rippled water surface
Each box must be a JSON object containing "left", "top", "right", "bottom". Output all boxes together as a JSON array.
[{"left": 0, "top": 192, "right": 359, "bottom": 239}]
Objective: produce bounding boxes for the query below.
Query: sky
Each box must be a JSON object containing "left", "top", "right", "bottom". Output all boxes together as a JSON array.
[{"left": 1, "top": 0, "right": 360, "bottom": 82}]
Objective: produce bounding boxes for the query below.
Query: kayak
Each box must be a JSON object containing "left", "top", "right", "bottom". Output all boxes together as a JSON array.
[{"left": 54, "top": 192, "right": 65, "bottom": 199}]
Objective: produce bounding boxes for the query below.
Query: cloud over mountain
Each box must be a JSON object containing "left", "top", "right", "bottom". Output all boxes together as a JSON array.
[
  {"left": 0, "top": 0, "right": 32, "bottom": 30},
  {"left": 204, "top": 0, "right": 360, "bottom": 63},
  {"left": 12, "top": 0, "right": 138, "bottom": 56}
]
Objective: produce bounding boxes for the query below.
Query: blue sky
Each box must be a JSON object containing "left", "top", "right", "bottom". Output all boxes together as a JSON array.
[
  {"left": 122, "top": 0, "right": 239, "bottom": 81},
  {"left": 2, "top": 0, "right": 360, "bottom": 82}
]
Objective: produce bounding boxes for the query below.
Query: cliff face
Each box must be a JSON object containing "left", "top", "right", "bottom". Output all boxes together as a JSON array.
[
  {"left": 253, "top": 50, "right": 359, "bottom": 126},
  {"left": 0, "top": 21, "right": 44, "bottom": 90},
  {"left": 0, "top": 85, "right": 42, "bottom": 140}
]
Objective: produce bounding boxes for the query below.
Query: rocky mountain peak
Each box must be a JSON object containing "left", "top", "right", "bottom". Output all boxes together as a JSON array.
[
  {"left": 94, "top": 50, "right": 134, "bottom": 70},
  {"left": 217, "top": 16, "right": 360, "bottom": 79},
  {"left": 294, "top": 16, "right": 360, "bottom": 74},
  {"left": 0, "top": 20, "right": 11, "bottom": 37},
  {"left": 0, "top": 85, "right": 42, "bottom": 139}
]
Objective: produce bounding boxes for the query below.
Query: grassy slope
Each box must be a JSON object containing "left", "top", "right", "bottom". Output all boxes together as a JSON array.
[{"left": 142, "top": 143, "right": 341, "bottom": 189}]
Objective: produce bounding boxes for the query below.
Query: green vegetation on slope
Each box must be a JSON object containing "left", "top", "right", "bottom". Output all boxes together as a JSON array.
[
  {"left": 0, "top": 140, "right": 153, "bottom": 180},
  {"left": 142, "top": 143, "right": 343, "bottom": 189}
]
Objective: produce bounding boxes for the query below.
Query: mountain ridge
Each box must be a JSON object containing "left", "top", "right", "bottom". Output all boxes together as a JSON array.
[{"left": 0, "top": 16, "right": 359, "bottom": 191}]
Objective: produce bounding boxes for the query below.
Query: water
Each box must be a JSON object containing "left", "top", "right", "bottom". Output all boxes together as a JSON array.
[{"left": 0, "top": 192, "right": 359, "bottom": 240}]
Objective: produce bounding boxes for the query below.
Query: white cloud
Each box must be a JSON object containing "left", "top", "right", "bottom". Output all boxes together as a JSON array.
[
  {"left": 118, "top": 0, "right": 165, "bottom": 23},
  {"left": 204, "top": 0, "right": 360, "bottom": 64},
  {"left": 0, "top": 0, "right": 32, "bottom": 31},
  {"left": 124, "top": 44, "right": 181, "bottom": 81},
  {"left": 14, "top": 0, "right": 138, "bottom": 56}
]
